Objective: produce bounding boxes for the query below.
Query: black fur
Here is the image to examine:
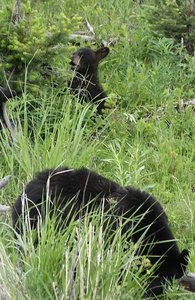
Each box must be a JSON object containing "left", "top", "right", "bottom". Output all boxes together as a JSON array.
[
  {"left": 69, "top": 47, "right": 109, "bottom": 115},
  {"left": 12, "top": 167, "right": 189, "bottom": 296}
]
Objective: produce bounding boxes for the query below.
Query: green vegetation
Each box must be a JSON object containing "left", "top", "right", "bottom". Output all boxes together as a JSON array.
[
  {"left": 145, "top": 0, "right": 195, "bottom": 55},
  {"left": 0, "top": 0, "right": 195, "bottom": 299},
  {"left": 0, "top": 0, "right": 81, "bottom": 91}
]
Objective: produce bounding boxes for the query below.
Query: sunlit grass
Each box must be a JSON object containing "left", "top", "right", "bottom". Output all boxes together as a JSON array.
[{"left": 0, "top": 0, "right": 195, "bottom": 299}]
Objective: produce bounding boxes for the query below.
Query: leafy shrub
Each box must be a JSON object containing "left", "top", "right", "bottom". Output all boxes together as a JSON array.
[
  {"left": 145, "top": 0, "right": 195, "bottom": 55},
  {"left": 0, "top": 0, "right": 82, "bottom": 91}
]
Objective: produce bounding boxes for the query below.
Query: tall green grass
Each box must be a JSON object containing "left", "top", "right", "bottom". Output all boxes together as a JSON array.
[{"left": 0, "top": 0, "right": 195, "bottom": 299}]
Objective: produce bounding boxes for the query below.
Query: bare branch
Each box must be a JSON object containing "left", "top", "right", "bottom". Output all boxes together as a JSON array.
[
  {"left": 0, "top": 87, "right": 17, "bottom": 144},
  {"left": 13, "top": 0, "right": 21, "bottom": 26},
  {"left": 179, "top": 272, "right": 195, "bottom": 293},
  {"left": 144, "top": 98, "right": 195, "bottom": 122},
  {"left": 69, "top": 34, "right": 96, "bottom": 42},
  {"left": 1, "top": 103, "right": 16, "bottom": 142},
  {"left": 0, "top": 176, "right": 11, "bottom": 211},
  {"left": 0, "top": 175, "right": 11, "bottom": 190},
  {"left": 85, "top": 18, "right": 96, "bottom": 37},
  {"left": 181, "top": 98, "right": 195, "bottom": 109},
  {"left": 0, "top": 204, "right": 10, "bottom": 213}
]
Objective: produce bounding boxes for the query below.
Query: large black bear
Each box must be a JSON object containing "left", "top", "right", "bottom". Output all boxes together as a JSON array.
[
  {"left": 12, "top": 167, "right": 189, "bottom": 296},
  {"left": 69, "top": 47, "right": 109, "bottom": 115}
]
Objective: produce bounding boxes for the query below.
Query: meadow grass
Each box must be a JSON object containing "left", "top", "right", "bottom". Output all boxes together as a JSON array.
[{"left": 0, "top": 0, "right": 195, "bottom": 299}]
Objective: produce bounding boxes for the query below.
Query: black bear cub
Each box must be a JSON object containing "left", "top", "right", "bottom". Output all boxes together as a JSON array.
[
  {"left": 12, "top": 167, "right": 189, "bottom": 296},
  {"left": 69, "top": 46, "right": 109, "bottom": 115}
]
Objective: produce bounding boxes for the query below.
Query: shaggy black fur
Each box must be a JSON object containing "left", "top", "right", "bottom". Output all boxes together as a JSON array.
[
  {"left": 69, "top": 47, "right": 109, "bottom": 115},
  {"left": 12, "top": 167, "right": 189, "bottom": 296}
]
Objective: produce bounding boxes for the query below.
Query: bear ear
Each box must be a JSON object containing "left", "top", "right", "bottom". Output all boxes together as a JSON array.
[
  {"left": 95, "top": 47, "right": 110, "bottom": 61},
  {"left": 180, "top": 249, "right": 189, "bottom": 268}
]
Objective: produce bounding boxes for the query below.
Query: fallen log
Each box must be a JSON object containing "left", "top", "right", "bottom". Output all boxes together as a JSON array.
[{"left": 179, "top": 272, "right": 195, "bottom": 293}]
